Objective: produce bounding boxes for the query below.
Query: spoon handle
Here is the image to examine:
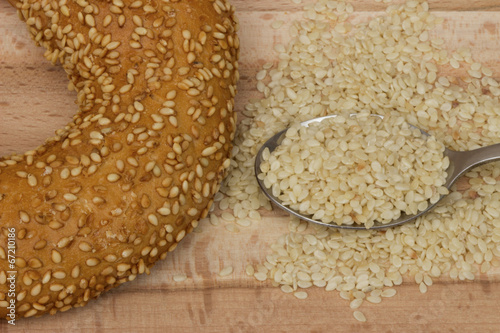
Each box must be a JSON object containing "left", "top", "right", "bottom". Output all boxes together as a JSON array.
[{"left": 445, "top": 143, "right": 500, "bottom": 188}]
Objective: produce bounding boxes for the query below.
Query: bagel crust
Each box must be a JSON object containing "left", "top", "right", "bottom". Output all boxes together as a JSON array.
[{"left": 0, "top": 0, "right": 239, "bottom": 319}]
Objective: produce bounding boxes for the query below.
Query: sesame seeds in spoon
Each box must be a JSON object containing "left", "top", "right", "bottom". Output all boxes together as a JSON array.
[{"left": 255, "top": 113, "right": 500, "bottom": 229}]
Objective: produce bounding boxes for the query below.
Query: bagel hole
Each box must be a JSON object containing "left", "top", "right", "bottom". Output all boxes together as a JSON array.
[{"left": 0, "top": 17, "right": 76, "bottom": 157}]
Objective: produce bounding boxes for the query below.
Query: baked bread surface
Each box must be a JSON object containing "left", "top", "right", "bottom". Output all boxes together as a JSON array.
[{"left": 0, "top": 0, "right": 239, "bottom": 318}]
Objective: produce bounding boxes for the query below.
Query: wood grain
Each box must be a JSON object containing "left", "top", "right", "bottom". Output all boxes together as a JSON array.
[
  {"left": 1, "top": 0, "right": 500, "bottom": 332},
  {"left": 229, "top": 0, "right": 500, "bottom": 12}
]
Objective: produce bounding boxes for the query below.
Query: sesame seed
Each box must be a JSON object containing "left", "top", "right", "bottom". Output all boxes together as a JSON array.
[
  {"left": 187, "top": 88, "right": 201, "bottom": 96},
  {"left": 86, "top": 258, "right": 100, "bottom": 267},
  {"left": 132, "top": 15, "right": 142, "bottom": 26},
  {"left": 187, "top": 52, "right": 196, "bottom": 63},
  {"left": 271, "top": 20, "right": 284, "bottom": 30},
  {"left": 51, "top": 250, "right": 62, "bottom": 264},
  {"left": 135, "top": 27, "right": 148, "bottom": 35},
  {"left": 107, "top": 173, "right": 121, "bottom": 182},
  {"left": 117, "top": 263, "right": 131, "bottom": 272},
  {"left": 49, "top": 284, "right": 64, "bottom": 292},
  {"left": 219, "top": 266, "right": 233, "bottom": 277},
  {"left": 353, "top": 311, "right": 367, "bottom": 322},
  {"left": 120, "top": 249, "right": 133, "bottom": 258},
  {"left": 381, "top": 289, "right": 397, "bottom": 298},
  {"left": 57, "top": 237, "right": 72, "bottom": 248},
  {"left": 16, "top": 171, "right": 28, "bottom": 178},
  {"left": 293, "top": 291, "right": 308, "bottom": 299},
  {"left": 27, "top": 174, "right": 38, "bottom": 187},
  {"left": 134, "top": 101, "right": 144, "bottom": 111},
  {"left": 63, "top": 193, "right": 78, "bottom": 202},
  {"left": 148, "top": 214, "right": 159, "bottom": 226},
  {"left": 19, "top": 211, "right": 30, "bottom": 223},
  {"left": 30, "top": 283, "right": 42, "bottom": 297},
  {"left": 119, "top": 84, "right": 132, "bottom": 94},
  {"left": 157, "top": 207, "right": 171, "bottom": 216},
  {"left": 59, "top": 168, "right": 70, "bottom": 179},
  {"left": 175, "top": 230, "right": 186, "bottom": 242},
  {"left": 52, "top": 271, "right": 66, "bottom": 279},
  {"left": 79, "top": 242, "right": 92, "bottom": 252},
  {"left": 202, "top": 146, "right": 217, "bottom": 156},
  {"left": 85, "top": 14, "right": 95, "bottom": 27},
  {"left": 129, "top": 41, "right": 142, "bottom": 48},
  {"left": 173, "top": 274, "right": 188, "bottom": 282}
]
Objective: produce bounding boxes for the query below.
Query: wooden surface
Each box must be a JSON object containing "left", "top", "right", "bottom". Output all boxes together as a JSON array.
[{"left": 1, "top": 0, "right": 500, "bottom": 332}]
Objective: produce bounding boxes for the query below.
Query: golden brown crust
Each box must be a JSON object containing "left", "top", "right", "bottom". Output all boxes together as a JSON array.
[{"left": 0, "top": 0, "right": 239, "bottom": 319}]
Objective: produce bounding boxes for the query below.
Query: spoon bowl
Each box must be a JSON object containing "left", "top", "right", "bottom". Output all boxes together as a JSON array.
[{"left": 254, "top": 114, "right": 500, "bottom": 229}]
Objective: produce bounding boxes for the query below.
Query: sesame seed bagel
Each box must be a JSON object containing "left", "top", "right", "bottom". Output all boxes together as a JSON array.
[{"left": 0, "top": 0, "right": 239, "bottom": 319}]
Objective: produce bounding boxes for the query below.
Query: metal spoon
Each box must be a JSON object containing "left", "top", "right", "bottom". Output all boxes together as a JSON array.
[{"left": 254, "top": 114, "right": 500, "bottom": 229}]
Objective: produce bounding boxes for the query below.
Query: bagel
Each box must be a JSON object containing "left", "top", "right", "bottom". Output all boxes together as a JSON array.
[{"left": 0, "top": 0, "right": 239, "bottom": 319}]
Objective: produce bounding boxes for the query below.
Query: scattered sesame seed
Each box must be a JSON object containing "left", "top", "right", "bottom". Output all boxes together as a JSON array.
[
  {"left": 293, "top": 291, "right": 308, "bottom": 299},
  {"left": 173, "top": 274, "right": 188, "bottom": 282},
  {"left": 254, "top": 272, "right": 267, "bottom": 282},
  {"left": 271, "top": 20, "right": 284, "bottom": 30},
  {"left": 353, "top": 311, "right": 367, "bottom": 323},
  {"left": 224, "top": 224, "right": 240, "bottom": 233},
  {"left": 219, "top": 266, "right": 234, "bottom": 277}
]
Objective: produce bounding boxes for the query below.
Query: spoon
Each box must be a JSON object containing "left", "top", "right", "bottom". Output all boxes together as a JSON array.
[{"left": 254, "top": 114, "right": 500, "bottom": 229}]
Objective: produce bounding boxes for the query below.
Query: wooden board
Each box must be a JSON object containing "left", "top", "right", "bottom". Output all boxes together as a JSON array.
[{"left": 1, "top": 0, "right": 500, "bottom": 332}]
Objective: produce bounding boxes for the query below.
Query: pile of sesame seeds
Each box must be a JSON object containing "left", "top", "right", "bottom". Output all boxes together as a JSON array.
[{"left": 212, "top": 0, "right": 500, "bottom": 322}]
